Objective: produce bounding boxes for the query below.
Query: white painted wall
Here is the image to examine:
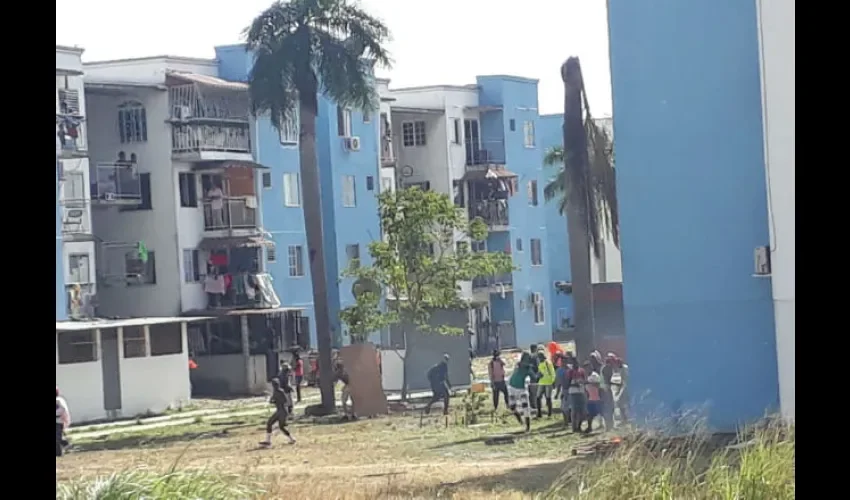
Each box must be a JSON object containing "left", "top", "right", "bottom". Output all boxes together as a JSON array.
[
  {"left": 174, "top": 162, "right": 207, "bottom": 312},
  {"left": 56, "top": 46, "right": 84, "bottom": 75},
  {"left": 118, "top": 325, "right": 191, "bottom": 416},
  {"left": 756, "top": 0, "right": 795, "bottom": 422},
  {"left": 380, "top": 349, "right": 405, "bottom": 391},
  {"left": 56, "top": 359, "right": 104, "bottom": 424}
]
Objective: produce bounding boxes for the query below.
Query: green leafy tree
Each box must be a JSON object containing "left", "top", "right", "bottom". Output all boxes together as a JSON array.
[
  {"left": 543, "top": 56, "right": 619, "bottom": 357},
  {"left": 244, "top": 0, "right": 391, "bottom": 414},
  {"left": 341, "top": 187, "right": 513, "bottom": 399}
]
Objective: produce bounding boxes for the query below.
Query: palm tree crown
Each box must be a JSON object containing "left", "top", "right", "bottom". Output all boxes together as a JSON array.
[{"left": 245, "top": 0, "right": 392, "bottom": 127}]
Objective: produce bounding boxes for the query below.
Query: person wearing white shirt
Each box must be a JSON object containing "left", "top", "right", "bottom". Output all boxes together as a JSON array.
[
  {"left": 207, "top": 184, "right": 225, "bottom": 228},
  {"left": 56, "top": 387, "right": 71, "bottom": 457}
]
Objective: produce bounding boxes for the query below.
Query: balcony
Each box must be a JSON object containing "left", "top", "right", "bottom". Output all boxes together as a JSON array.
[
  {"left": 59, "top": 200, "right": 92, "bottom": 241},
  {"left": 67, "top": 283, "right": 96, "bottom": 319},
  {"left": 465, "top": 139, "right": 506, "bottom": 167},
  {"left": 469, "top": 199, "right": 509, "bottom": 229},
  {"left": 200, "top": 272, "right": 282, "bottom": 311},
  {"left": 472, "top": 273, "right": 514, "bottom": 292},
  {"left": 91, "top": 162, "right": 142, "bottom": 206},
  {"left": 172, "top": 124, "right": 252, "bottom": 160},
  {"left": 56, "top": 118, "right": 87, "bottom": 159},
  {"left": 203, "top": 197, "right": 258, "bottom": 233}
]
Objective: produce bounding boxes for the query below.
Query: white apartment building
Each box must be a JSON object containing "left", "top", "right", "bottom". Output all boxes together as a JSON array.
[
  {"left": 57, "top": 45, "right": 97, "bottom": 319},
  {"left": 82, "top": 56, "right": 298, "bottom": 396},
  {"left": 377, "top": 78, "right": 397, "bottom": 194}
]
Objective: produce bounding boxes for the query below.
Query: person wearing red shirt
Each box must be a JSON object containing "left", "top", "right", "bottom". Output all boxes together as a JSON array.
[
  {"left": 292, "top": 352, "right": 304, "bottom": 403},
  {"left": 566, "top": 361, "right": 587, "bottom": 433}
]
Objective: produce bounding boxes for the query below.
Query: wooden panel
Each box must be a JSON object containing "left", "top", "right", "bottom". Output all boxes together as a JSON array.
[
  {"left": 339, "top": 344, "right": 388, "bottom": 417},
  {"left": 226, "top": 166, "right": 255, "bottom": 196}
]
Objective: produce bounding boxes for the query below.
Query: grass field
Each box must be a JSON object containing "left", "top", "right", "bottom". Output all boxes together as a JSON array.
[{"left": 59, "top": 398, "right": 588, "bottom": 499}]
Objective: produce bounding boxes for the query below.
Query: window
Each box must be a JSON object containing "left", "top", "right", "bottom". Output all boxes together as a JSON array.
[
  {"left": 122, "top": 173, "right": 152, "bottom": 211},
  {"left": 452, "top": 119, "right": 461, "bottom": 144},
  {"left": 149, "top": 323, "right": 183, "bottom": 356},
  {"left": 68, "top": 254, "right": 90, "bottom": 283},
  {"left": 63, "top": 171, "right": 86, "bottom": 201},
  {"left": 337, "top": 106, "right": 352, "bottom": 137},
  {"left": 57, "top": 330, "right": 97, "bottom": 364},
  {"left": 557, "top": 308, "right": 573, "bottom": 330},
  {"left": 456, "top": 241, "right": 470, "bottom": 254},
  {"left": 452, "top": 180, "right": 465, "bottom": 207},
  {"left": 123, "top": 326, "right": 147, "bottom": 358},
  {"left": 401, "top": 121, "right": 426, "bottom": 147},
  {"left": 346, "top": 244, "right": 361, "bottom": 269},
  {"left": 533, "top": 293, "right": 546, "bottom": 325},
  {"left": 366, "top": 176, "right": 375, "bottom": 191},
  {"left": 118, "top": 101, "right": 148, "bottom": 143},
  {"left": 528, "top": 180, "right": 538, "bottom": 206},
  {"left": 262, "top": 172, "right": 272, "bottom": 189},
  {"left": 288, "top": 245, "right": 304, "bottom": 277},
  {"left": 182, "top": 249, "right": 200, "bottom": 283},
  {"left": 178, "top": 173, "right": 198, "bottom": 207},
  {"left": 530, "top": 239, "right": 543, "bottom": 266},
  {"left": 381, "top": 176, "right": 394, "bottom": 193},
  {"left": 342, "top": 175, "right": 357, "bottom": 207},
  {"left": 126, "top": 250, "right": 156, "bottom": 285},
  {"left": 516, "top": 238, "right": 524, "bottom": 252},
  {"left": 279, "top": 108, "right": 299, "bottom": 145},
  {"left": 267, "top": 245, "right": 277, "bottom": 263},
  {"left": 283, "top": 173, "right": 301, "bottom": 207},
  {"left": 523, "top": 120, "right": 536, "bottom": 148},
  {"left": 363, "top": 109, "right": 371, "bottom": 123},
  {"left": 509, "top": 119, "right": 516, "bottom": 132},
  {"left": 471, "top": 240, "right": 486, "bottom": 253}
]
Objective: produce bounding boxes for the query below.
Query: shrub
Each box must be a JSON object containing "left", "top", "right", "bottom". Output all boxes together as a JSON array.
[{"left": 56, "top": 470, "right": 260, "bottom": 500}]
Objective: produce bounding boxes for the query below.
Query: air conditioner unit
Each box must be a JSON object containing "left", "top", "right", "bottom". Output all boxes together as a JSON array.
[
  {"left": 105, "top": 192, "right": 116, "bottom": 201},
  {"left": 345, "top": 136, "right": 361, "bottom": 151}
]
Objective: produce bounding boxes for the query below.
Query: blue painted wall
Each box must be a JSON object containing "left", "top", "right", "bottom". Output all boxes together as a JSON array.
[
  {"left": 538, "top": 114, "right": 573, "bottom": 331},
  {"left": 476, "top": 76, "right": 553, "bottom": 347},
  {"left": 608, "top": 0, "right": 778, "bottom": 429},
  {"left": 315, "top": 97, "right": 382, "bottom": 346},
  {"left": 215, "top": 45, "right": 317, "bottom": 346},
  {"left": 56, "top": 158, "right": 67, "bottom": 321}
]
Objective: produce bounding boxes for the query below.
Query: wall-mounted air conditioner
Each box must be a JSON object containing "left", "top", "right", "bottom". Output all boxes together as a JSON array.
[{"left": 345, "top": 136, "right": 361, "bottom": 151}]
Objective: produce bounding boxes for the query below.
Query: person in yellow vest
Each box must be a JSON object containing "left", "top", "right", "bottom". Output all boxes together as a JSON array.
[{"left": 535, "top": 351, "right": 556, "bottom": 418}]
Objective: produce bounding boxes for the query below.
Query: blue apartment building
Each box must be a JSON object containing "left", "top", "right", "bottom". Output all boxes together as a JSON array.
[
  {"left": 607, "top": 0, "right": 783, "bottom": 428},
  {"left": 215, "top": 44, "right": 382, "bottom": 348},
  {"left": 538, "top": 114, "right": 573, "bottom": 331},
  {"left": 468, "top": 76, "right": 554, "bottom": 349}
]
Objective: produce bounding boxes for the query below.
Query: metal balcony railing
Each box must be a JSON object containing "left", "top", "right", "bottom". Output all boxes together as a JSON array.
[
  {"left": 59, "top": 199, "right": 91, "bottom": 236},
  {"left": 472, "top": 272, "right": 513, "bottom": 289},
  {"left": 469, "top": 199, "right": 509, "bottom": 227},
  {"left": 465, "top": 139, "right": 506, "bottom": 166},
  {"left": 172, "top": 124, "right": 251, "bottom": 155},
  {"left": 203, "top": 197, "right": 258, "bottom": 231},
  {"left": 91, "top": 162, "right": 141, "bottom": 203}
]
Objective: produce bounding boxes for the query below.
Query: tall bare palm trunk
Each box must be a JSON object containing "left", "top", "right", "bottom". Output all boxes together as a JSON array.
[
  {"left": 299, "top": 90, "right": 336, "bottom": 414},
  {"left": 562, "top": 58, "right": 595, "bottom": 359}
]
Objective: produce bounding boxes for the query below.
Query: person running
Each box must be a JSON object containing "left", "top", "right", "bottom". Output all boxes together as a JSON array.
[
  {"left": 584, "top": 360, "right": 602, "bottom": 433},
  {"left": 488, "top": 350, "right": 509, "bottom": 410},
  {"left": 292, "top": 352, "right": 305, "bottom": 403},
  {"left": 276, "top": 362, "right": 295, "bottom": 416},
  {"left": 334, "top": 360, "right": 355, "bottom": 420},
  {"left": 424, "top": 354, "right": 452, "bottom": 415},
  {"left": 56, "top": 387, "right": 71, "bottom": 457},
  {"left": 566, "top": 359, "right": 588, "bottom": 433},
  {"left": 259, "top": 378, "right": 296, "bottom": 447},
  {"left": 535, "top": 351, "right": 556, "bottom": 418},
  {"left": 508, "top": 352, "right": 534, "bottom": 432}
]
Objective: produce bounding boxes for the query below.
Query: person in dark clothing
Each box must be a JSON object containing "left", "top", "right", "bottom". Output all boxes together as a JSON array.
[
  {"left": 334, "top": 360, "right": 355, "bottom": 419},
  {"left": 276, "top": 362, "right": 295, "bottom": 415},
  {"left": 488, "top": 350, "right": 509, "bottom": 410},
  {"left": 424, "top": 354, "right": 451, "bottom": 415},
  {"left": 259, "top": 378, "right": 296, "bottom": 446}
]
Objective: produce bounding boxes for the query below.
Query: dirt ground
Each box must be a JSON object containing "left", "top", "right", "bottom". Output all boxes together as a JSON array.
[{"left": 58, "top": 403, "right": 594, "bottom": 499}]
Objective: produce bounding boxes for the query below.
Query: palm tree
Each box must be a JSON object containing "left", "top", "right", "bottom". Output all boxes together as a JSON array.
[
  {"left": 543, "top": 57, "right": 619, "bottom": 358},
  {"left": 245, "top": 0, "right": 391, "bottom": 414}
]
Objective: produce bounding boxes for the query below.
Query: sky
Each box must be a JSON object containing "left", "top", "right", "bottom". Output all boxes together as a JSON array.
[{"left": 56, "top": 0, "right": 612, "bottom": 116}]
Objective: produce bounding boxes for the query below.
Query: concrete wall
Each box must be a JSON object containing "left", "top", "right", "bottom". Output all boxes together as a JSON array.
[
  {"left": 756, "top": 0, "right": 795, "bottom": 421},
  {"left": 190, "top": 353, "right": 268, "bottom": 396},
  {"left": 608, "top": 0, "right": 779, "bottom": 429}
]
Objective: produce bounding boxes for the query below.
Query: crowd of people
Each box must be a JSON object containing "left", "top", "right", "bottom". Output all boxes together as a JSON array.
[{"left": 487, "top": 343, "right": 630, "bottom": 433}]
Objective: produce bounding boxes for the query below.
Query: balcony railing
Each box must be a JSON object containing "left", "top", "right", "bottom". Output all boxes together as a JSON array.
[
  {"left": 465, "top": 140, "right": 506, "bottom": 166},
  {"left": 472, "top": 273, "right": 513, "bottom": 290},
  {"left": 172, "top": 124, "right": 251, "bottom": 155},
  {"left": 91, "top": 162, "right": 141, "bottom": 203},
  {"left": 203, "top": 197, "right": 258, "bottom": 231},
  {"left": 381, "top": 137, "right": 395, "bottom": 165},
  {"left": 59, "top": 200, "right": 91, "bottom": 236},
  {"left": 469, "top": 199, "right": 509, "bottom": 227}
]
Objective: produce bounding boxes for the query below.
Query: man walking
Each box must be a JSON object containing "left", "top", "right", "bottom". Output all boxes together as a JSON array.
[
  {"left": 424, "top": 354, "right": 452, "bottom": 415},
  {"left": 508, "top": 352, "right": 535, "bottom": 432},
  {"left": 259, "top": 378, "right": 296, "bottom": 447}
]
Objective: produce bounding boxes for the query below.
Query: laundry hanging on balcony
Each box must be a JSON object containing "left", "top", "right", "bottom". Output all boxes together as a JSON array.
[{"left": 56, "top": 115, "right": 82, "bottom": 148}]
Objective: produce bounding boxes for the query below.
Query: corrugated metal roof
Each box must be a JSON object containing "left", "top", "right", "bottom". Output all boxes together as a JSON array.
[
  {"left": 165, "top": 71, "right": 248, "bottom": 91},
  {"left": 56, "top": 316, "right": 212, "bottom": 332},
  {"left": 461, "top": 167, "right": 518, "bottom": 181}
]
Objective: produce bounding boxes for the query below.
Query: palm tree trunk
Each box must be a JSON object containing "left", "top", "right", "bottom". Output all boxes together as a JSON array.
[
  {"left": 299, "top": 92, "right": 336, "bottom": 414},
  {"left": 566, "top": 200, "right": 594, "bottom": 358}
]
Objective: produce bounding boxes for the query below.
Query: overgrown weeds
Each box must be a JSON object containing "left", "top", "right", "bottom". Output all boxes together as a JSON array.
[{"left": 544, "top": 420, "right": 795, "bottom": 499}]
